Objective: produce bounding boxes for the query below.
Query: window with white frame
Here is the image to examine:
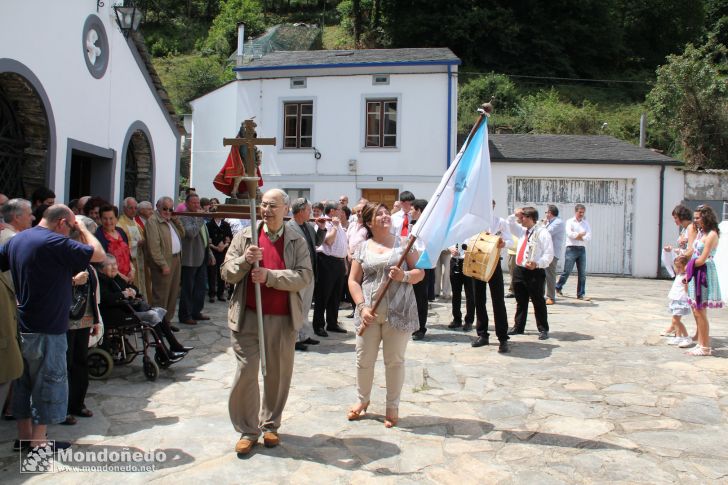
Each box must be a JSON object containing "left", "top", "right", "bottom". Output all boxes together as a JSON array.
[
  {"left": 283, "top": 101, "right": 313, "bottom": 148},
  {"left": 365, "top": 99, "right": 397, "bottom": 148}
]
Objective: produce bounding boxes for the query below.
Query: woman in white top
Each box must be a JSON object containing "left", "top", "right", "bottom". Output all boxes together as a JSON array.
[{"left": 347, "top": 202, "right": 424, "bottom": 428}]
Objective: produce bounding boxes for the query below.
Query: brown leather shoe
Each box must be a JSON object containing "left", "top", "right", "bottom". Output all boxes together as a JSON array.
[
  {"left": 235, "top": 437, "right": 256, "bottom": 454},
  {"left": 546, "top": 298, "right": 554, "bottom": 305},
  {"left": 194, "top": 314, "right": 211, "bottom": 321},
  {"left": 181, "top": 319, "right": 197, "bottom": 325},
  {"left": 263, "top": 432, "right": 280, "bottom": 448}
]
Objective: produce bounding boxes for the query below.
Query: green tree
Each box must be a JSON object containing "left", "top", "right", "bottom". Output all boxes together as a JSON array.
[
  {"left": 513, "top": 90, "right": 602, "bottom": 135},
  {"left": 647, "top": 41, "right": 728, "bottom": 168},
  {"left": 458, "top": 73, "right": 520, "bottom": 132},
  {"left": 155, "top": 55, "right": 236, "bottom": 112},
  {"left": 204, "top": 0, "right": 265, "bottom": 54}
]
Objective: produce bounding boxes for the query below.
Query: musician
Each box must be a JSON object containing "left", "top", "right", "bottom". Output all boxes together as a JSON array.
[
  {"left": 390, "top": 191, "right": 415, "bottom": 237},
  {"left": 470, "top": 201, "right": 512, "bottom": 353},
  {"left": 447, "top": 241, "right": 475, "bottom": 331},
  {"left": 506, "top": 207, "right": 554, "bottom": 340}
]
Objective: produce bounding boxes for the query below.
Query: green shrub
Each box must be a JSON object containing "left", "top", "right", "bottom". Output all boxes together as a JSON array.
[{"left": 204, "top": 0, "right": 265, "bottom": 55}]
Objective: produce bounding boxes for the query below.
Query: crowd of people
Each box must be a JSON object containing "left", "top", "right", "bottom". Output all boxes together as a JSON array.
[{"left": 0, "top": 185, "right": 722, "bottom": 457}]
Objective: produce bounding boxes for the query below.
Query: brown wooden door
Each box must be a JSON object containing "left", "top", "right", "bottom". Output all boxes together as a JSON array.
[{"left": 361, "top": 188, "right": 398, "bottom": 209}]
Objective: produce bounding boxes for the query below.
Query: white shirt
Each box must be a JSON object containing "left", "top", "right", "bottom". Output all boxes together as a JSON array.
[
  {"left": 320, "top": 221, "right": 348, "bottom": 258},
  {"left": 565, "top": 217, "right": 592, "bottom": 247},
  {"left": 545, "top": 217, "right": 566, "bottom": 258},
  {"left": 668, "top": 274, "right": 688, "bottom": 302},
  {"left": 166, "top": 220, "right": 182, "bottom": 255},
  {"left": 489, "top": 214, "right": 514, "bottom": 251},
  {"left": 390, "top": 210, "right": 411, "bottom": 236},
  {"left": 511, "top": 222, "right": 554, "bottom": 269},
  {"left": 226, "top": 218, "right": 251, "bottom": 235}
]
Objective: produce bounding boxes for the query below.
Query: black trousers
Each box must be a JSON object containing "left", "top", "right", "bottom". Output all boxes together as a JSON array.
[
  {"left": 513, "top": 266, "right": 549, "bottom": 332},
  {"left": 473, "top": 262, "right": 509, "bottom": 342},
  {"left": 313, "top": 253, "right": 346, "bottom": 330},
  {"left": 450, "top": 258, "right": 474, "bottom": 324},
  {"left": 207, "top": 256, "right": 226, "bottom": 299},
  {"left": 413, "top": 276, "right": 429, "bottom": 333},
  {"left": 426, "top": 268, "right": 436, "bottom": 300},
  {"left": 66, "top": 327, "right": 91, "bottom": 414}
]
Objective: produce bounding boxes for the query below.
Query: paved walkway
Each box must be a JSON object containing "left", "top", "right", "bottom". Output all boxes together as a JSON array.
[{"left": 1, "top": 276, "right": 728, "bottom": 483}]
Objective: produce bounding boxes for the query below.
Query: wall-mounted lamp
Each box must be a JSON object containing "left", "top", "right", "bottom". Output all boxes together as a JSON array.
[{"left": 113, "top": 0, "right": 142, "bottom": 38}]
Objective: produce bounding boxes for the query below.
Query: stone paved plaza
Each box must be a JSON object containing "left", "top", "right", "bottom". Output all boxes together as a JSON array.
[{"left": 1, "top": 275, "right": 728, "bottom": 484}]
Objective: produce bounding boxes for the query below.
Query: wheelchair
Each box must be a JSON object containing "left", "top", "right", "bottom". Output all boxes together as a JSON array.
[{"left": 87, "top": 305, "right": 179, "bottom": 382}]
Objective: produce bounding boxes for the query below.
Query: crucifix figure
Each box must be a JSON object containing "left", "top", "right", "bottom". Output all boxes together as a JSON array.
[{"left": 214, "top": 118, "right": 276, "bottom": 201}]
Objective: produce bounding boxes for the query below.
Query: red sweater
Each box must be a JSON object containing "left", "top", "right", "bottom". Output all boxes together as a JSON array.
[{"left": 246, "top": 230, "right": 289, "bottom": 315}]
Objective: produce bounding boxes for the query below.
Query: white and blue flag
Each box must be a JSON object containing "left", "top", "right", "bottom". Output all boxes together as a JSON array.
[{"left": 412, "top": 117, "right": 493, "bottom": 269}]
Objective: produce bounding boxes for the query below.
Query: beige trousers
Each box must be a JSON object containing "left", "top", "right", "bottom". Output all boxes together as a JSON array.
[
  {"left": 356, "top": 318, "right": 410, "bottom": 410},
  {"left": 229, "top": 311, "right": 296, "bottom": 438},
  {"left": 297, "top": 281, "right": 315, "bottom": 342},
  {"left": 149, "top": 254, "right": 181, "bottom": 321}
]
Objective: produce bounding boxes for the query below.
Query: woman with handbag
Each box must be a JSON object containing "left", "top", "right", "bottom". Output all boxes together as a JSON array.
[
  {"left": 64, "top": 215, "right": 103, "bottom": 425},
  {"left": 347, "top": 202, "right": 424, "bottom": 428}
]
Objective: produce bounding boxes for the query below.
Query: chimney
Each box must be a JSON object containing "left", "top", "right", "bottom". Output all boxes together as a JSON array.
[
  {"left": 639, "top": 113, "right": 647, "bottom": 148},
  {"left": 237, "top": 22, "right": 245, "bottom": 66}
]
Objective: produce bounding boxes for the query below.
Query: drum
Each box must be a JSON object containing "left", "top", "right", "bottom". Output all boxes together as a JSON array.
[{"left": 463, "top": 233, "right": 501, "bottom": 282}]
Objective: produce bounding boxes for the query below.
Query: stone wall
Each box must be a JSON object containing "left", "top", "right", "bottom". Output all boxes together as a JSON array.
[
  {"left": 0, "top": 72, "right": 48, "bottom": 197},
  {"left": 684, "top": 170, "right": 728, "bottom": 201}
]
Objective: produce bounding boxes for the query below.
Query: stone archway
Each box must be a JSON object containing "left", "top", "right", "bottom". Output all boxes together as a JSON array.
[
  {"left": 0, "top": 70, "right": 51, "bottom": 198},
  {"left": 123, "top": 127, "right": 153, "bottom": 203}
]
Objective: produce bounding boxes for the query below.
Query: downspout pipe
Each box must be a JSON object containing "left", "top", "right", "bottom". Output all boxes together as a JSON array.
[
  {"left": 446, "top": 64, "right": 452, "bottom": 168},
  {"left": 657, "top": 163, "right": 666, "bottom": 277}
]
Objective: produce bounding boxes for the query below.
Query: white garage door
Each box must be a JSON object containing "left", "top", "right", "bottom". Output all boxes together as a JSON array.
[{"left": 507, "top": 177, "right": 634, "bottom": 275}]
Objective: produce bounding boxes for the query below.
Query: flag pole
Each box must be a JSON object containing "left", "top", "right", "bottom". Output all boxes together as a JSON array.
[{"left": 357, "top": 105, "right": 491, "bottom": 336}]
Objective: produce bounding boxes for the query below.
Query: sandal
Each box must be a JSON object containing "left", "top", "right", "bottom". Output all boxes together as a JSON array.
[
  {"left": 347, "top": 401, "right": 369, "bottom": 421},
  {"left": 686, "top": 345, "right": 712, "bottom": 356},
  {"left": 384, "top": 409, "right": 398, "bottom": 428}
]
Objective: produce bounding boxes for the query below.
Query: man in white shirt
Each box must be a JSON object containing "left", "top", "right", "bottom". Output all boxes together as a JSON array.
[
  {"left": 544, "top": 205, "right": 566, "bottom": 305},
  {"left": 390, "top": 191, "right": 415, "bottom": 237},
  {"left": 506, "top": 207, "right": 554, "bottom": 340},
  {"left": 555, "top": 204, "right": 592, "bottom": 300},
  {"left": 312, "top": 202, "right": 349, "bottom": 336}
]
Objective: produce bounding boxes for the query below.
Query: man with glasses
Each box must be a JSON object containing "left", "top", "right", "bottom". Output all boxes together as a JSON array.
[
  {"left": 145, "top": 197, "right": 185, "bottom": 327},
  {"left": 222, "top": 189, "right": 313, "bottom": 455},
  {"left": 0, "top": 204, "right": 104, "bottom": 451}
]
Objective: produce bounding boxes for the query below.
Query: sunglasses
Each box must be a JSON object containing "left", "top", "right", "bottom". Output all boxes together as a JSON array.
[{"left": 161, "top": 207, "right": 173, "bottom": 212}]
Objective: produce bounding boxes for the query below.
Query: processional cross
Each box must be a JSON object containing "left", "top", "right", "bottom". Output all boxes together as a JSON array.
[{"left": 222, "top": 119, "right": 276, "bottom": 200}]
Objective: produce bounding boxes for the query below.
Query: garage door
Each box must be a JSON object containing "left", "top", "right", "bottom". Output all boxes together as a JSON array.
[{"left": 507, "top": 177, "right": 634, "bottom": 275}]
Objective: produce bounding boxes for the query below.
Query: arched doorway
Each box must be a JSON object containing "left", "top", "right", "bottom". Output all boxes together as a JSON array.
[
  {"left": 122, "top": 125, "right": 153, "bottom": 203},
  {"left": 0, "top": 70, "right": 51, "bottom": 199}
]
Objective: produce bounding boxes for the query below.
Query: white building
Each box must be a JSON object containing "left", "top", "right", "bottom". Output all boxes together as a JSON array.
[
  {"left": 489, "top": 134, "right": 684, "bottom": 278},
  {"left": 0, "top": 1, "right": 180, "bottom": 204},
  {"left": 190, "top": 48, "right": 460, "bottom": 208}
]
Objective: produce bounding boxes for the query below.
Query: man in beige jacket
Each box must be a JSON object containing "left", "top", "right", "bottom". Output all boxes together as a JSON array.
[
  {"left": 144, "top": 197, "right": 185, "bottom": 325},
  {"left": 221, "top": 188, "right": 312, "bottom": 455}
]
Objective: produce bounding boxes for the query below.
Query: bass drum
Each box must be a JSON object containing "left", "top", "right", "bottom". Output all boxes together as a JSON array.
[{"left": 463, "top": 232, "right": 501, "bottom": 282}]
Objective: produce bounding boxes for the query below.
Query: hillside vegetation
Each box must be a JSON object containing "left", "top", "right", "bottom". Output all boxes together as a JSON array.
[{"left": 146, "top": 0, "right": 728, "bottom": 167}]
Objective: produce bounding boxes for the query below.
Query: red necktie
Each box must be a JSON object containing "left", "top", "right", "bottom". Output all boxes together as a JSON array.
[
  {"left": 516, "top": 230, "right": 529, "bottom": 265},
  {"left": 401, "top": 213, "right": 409, "bottom": 236}
]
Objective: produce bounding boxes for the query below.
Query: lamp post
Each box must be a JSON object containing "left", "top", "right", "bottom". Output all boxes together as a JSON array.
[{"left": 113, "top": 1, "right": 142, "bottom": 38}]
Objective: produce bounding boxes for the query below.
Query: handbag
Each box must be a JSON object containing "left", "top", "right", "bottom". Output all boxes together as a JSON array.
[{"left": 69, "top": 283, "right": 89, "bottom": 320}]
